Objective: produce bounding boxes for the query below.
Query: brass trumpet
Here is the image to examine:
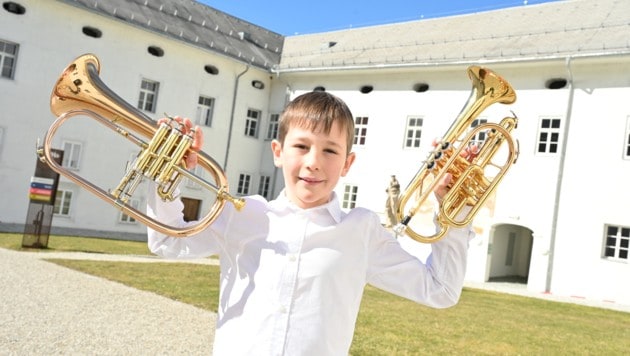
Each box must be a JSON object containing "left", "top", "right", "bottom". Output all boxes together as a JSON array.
[
  {"left": 37, "top": 53, "right": 244, "bottom": 237},
  {"left": 395, "top": 66, "right": 519, "bottom": 243}
]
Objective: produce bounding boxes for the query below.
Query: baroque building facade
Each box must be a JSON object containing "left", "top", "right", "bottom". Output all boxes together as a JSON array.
[{"left": 1, "top": 0, "right": 628, "bottom": 305}]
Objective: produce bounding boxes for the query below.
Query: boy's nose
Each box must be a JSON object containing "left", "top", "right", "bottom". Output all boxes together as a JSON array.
[{"left": 305, "top": 150, "right": 321, "bottom": 170}]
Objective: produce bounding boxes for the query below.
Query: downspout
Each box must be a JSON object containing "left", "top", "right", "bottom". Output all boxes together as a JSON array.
[
  {"left": 224, "top": 64, "right": 250, "bottom": 169},
  {"left": 269, "top": 71, "right": 293, "bottom": 199},
  {"left": 546, "top": 56, "right": 574, "bottom": 293}
]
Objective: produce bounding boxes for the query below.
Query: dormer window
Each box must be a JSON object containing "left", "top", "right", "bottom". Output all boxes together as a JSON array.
[
  {"left": 2, "top": 2, "right": 26, "bottom": 15},
  {"left": 147, "top": 46, "right": 164, "bottom": 57},
  {"left": 545, "top": 78, "right": 567, "bottom": 89},
  {"left": 82, "top": 26, "right": 102, "bottom": 38}
]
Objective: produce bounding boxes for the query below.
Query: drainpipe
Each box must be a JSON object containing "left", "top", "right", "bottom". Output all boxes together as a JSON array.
[
  {"left": 269, "top": 73, "right": 293, "bottom": 199},
  {"left": 224, "top": 65, "right": 250, "bottom": 169},
  {"left": 546, "top": 56, "right": 574, "bottom": 293}
]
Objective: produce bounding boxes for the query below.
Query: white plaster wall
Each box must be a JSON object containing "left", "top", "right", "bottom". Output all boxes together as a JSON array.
[
  {"left": 1, "top": 0, "right": 628, "bottom": 305},
  {"left": 0, "top": 0, "right": 277, "bottom": 235}
]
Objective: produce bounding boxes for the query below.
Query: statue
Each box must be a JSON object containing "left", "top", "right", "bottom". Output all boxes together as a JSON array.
[{"left": 384, "top": 175, "right": 401, "bottom": 228}]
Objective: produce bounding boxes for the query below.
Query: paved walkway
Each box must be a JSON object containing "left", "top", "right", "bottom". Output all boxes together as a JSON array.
[{"left": 0, "top": 248, "right": 216, "bottom": 355}]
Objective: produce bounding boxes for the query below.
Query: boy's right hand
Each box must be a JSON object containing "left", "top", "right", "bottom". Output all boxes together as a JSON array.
[{"left": 157, "top": 116, "right": 203, "bottom": 169}]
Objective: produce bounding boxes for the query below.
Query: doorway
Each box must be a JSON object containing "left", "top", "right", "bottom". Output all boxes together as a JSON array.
[
  {"left": 487, "top": 224, "right": 533, "bottom": 284},
  {"left": 181, "top": 197, "right": 201, "bottom": 222}
]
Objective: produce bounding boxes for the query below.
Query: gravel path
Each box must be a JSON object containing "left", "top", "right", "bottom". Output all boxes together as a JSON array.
[{"left": 0, "top": 248, "right": 216, "bottom": 355}]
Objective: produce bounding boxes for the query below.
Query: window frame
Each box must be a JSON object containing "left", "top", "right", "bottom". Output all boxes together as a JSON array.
[
  {"left": 53, "top": 189, "right": 74, "bottom": 216},
  {"left": 196, "top": 95, "right": 215, "bottom": 127},
  {"left": 403, "top": 116, "right": 423, "bottom": 149},
  {"left": 245, "top": 109, "right": 261, "bottom": 138},
  {"left": 354, "top": 116, "right": 369, "bottom": 146},
  {"left": 470, "top": 117, "right": 488, "bottom": 148},
  {"left": 61, "top": 140, "right": 83, "bottom": 170},
  {"left": 119, "top": 198, "right": 140, "bottom": 223},
  {"left": 602, "top": 224, "right": 629, "bottom": 262},
  {"left": 138, "top": 78, "right": 160, "bottom": 113},
  {"left": 258, "top": 175, "right": 271, "bottom": 199},
  {"left": 266, "top": 113, "right": 279, "bottom": 140},
  {"left": 0, "top": 39, "right": 19, "bottom": 80},
  {"left": 535, "top": 116, "right": 562, "bottom": 155},
  {"left": 342, "top": 184, "right": 358, "bottom": 209},
  {"left": 237, "top": 173, "right": 251, "bottom": 195}
]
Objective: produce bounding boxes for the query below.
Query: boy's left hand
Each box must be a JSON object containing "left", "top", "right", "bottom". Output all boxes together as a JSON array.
[{"left": 434, "top": 143, "right": 479, "bottom": 202}]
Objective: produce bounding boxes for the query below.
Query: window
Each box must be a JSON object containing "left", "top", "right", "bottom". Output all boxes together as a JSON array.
[
  {"left": 354, "top": 117, "right": 368, "bottom": 146},
  {"left": 196, "top": 96, "right": 215, "bottom": 126},
  {"left": 138, "top": 79, "right": 159, "bottom": 112},
  {"left": 470, "top": 118, "right": 488, "bottom": 147},
  {"left": 245, "top": 109, "right": 261, "bottom": 138},
  {"left": 147, "top": 46, "right": 164, "bottom": 57},
  {"left": 266, "top": 114, "right": 279, "bottom": 140},
  {"left": 536, "top": 117, "right": 561, "bottom": 154},
  {"left": 0, "top": 39, "right": 18, "bottom": 79},
  {"left": 53, "top": 190, "right": 73, "bottom": 216},
  {"left": 404, "top": 116, "right": 423, "bottom": 148},
  {"left": 342, "top": 184, "right": 358, "bottom": 209},
  {"left": 258, "top": 175, "right": 271, "bottom": 199},
  {"left": 120, "top": 198, "right": 139, "bottom": 223},
  {"left": 624, "top": 116, "right": 630, "bottom": 159},
  {"left": 3, "top": 2, "right": 26, "bottom": 15},
  {"left": 237, "top": 174, "right": 251, "bottom": 195},
  {"left": 62, "top": 141, "right": 82, "bottom": 170},
  {"left": 82, "top": 26, "right": 102, "bottom": 38},
  {"left": 603, "top": 225, "right": 629, "bottom": 261}
]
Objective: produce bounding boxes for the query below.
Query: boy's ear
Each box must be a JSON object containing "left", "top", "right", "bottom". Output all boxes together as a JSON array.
[
  {"left": 270, "top": 139, "right": 282, "bottom": 167},
  {"left": 340, "top": 152, "right": 356, "bottom": 177}
]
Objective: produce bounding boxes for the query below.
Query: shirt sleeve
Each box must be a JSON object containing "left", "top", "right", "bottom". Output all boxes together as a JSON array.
[
  {"left": 366, "top": 210, "right": 474, "bottom": 309},
  {"left": 146, "top": 187, "right": 230, "bottom": 259}
]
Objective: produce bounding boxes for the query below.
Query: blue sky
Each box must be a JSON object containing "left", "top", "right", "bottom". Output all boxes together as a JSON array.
[{"left": 198, "top": 0, "right": 561, "bottom": 35}]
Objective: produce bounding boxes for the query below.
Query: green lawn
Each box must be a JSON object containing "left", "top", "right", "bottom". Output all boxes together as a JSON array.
[
  {"left": 0, "top": 232, "right": 151, "bottom": 255},
  {"left": 3, "top": 233, "right": 630, "bottom": 354}
]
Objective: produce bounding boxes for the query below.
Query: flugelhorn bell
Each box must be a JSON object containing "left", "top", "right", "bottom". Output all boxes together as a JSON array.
[
  {"left": 394, "top": 65, "right": 519, "bottom": 243},
  {"left": 38, "top": 53, "right": 245, "bottom": 238}
]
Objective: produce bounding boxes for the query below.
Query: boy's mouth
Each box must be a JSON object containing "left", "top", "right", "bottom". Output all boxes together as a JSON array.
[{"left": 299, "top": 177, "right": 323, "bottom": 184}]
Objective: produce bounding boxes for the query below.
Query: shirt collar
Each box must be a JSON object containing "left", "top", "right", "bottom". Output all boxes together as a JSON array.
[{"left": 270, "top": 190, "right": 343, "bottom": 223}]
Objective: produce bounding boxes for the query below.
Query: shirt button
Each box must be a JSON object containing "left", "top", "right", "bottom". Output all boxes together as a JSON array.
[
  {"left": 287, "top": 254, "right": 297, "bottom": 262},
  {"left": 278, "top": 305, "right": 287, "bottom": 313}
]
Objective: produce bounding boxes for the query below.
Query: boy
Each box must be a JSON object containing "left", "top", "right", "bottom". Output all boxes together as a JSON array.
[{"left": 147, "top": 91, "right": 474, "bottom": 355}]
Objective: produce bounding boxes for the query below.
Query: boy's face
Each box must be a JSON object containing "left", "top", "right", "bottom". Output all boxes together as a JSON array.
[{"left": 271, "top": 121, "right": 355, "bottom": 209}]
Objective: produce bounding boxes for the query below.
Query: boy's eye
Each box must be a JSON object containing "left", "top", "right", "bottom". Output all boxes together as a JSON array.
[
  {"left": 324, "top": 148, "right": 338, "bottom": 155},
  {"left": 293, "top": 144, "right": 308, "bottom": 150}
]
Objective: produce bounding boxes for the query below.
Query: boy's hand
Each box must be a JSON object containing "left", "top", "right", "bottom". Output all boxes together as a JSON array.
[
  {"left": 157, "top": 116, "right": 203, "bottom": 169},
  {"left": 433, "top": 141, "right": 479, "bottom": 203}
]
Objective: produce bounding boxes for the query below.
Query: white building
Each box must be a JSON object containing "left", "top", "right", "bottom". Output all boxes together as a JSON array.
[{"left": 1, "top": 0, "right": 628, "bottom": 305}]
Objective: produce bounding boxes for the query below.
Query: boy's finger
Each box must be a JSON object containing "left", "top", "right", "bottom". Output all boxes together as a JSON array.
[{"left": 191, "top": 126, "right": 204, "bottom": 151}]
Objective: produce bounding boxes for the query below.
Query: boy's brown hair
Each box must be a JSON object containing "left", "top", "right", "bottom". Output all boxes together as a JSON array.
[{"left": 278, "top": 91, "right": 355, "bottom": 155}]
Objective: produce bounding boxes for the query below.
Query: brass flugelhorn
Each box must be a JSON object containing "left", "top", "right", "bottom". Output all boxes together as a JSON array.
[
  {"left": 37, "top": 53, "right": 245, "bottom": 237},
  {"left": 394, "top": 66, "right": 519, "bottom": 243}
]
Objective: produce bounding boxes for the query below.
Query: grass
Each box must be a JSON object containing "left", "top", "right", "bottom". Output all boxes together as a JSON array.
[
  {"left": 3, "top": 233, "right": 630, "bottom": 354},
  {"left": 0, "top": 232, "right": 151, "bottom": 255}
]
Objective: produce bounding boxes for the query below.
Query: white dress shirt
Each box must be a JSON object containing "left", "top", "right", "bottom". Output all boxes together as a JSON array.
[{"left": 147, "top": 190, "right": 473, "bottom": 356}]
